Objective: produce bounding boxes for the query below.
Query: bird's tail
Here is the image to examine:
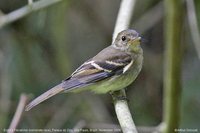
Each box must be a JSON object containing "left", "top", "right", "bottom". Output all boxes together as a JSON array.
[
  {"left": 25, "top": 83, "right": 64, "bottom": 111},
  {"left": 25, "top": 78, "right": 85, "bottom": 111}
]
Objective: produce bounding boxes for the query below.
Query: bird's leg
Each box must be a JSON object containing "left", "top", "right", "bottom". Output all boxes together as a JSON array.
[{"left": 110, "top": 90, "right": 129, "bottom": 102}]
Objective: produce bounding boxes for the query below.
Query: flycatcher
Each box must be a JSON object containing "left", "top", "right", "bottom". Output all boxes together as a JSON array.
[{"left": 25, "top": 29, "right": 143, "bottom": 111}]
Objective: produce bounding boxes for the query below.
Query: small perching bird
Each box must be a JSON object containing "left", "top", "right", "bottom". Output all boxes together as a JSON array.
[{"left": 25, "top": 29, "right": 143, "bottom": 111}]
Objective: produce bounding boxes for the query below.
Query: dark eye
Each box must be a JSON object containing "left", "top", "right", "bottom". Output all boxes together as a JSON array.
[{"left": 121, "top": 36, "right": 126, "bottom": 41}]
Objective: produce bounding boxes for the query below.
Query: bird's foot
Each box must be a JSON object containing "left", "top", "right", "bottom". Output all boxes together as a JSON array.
[{"left": 110, "top": 91, "right": 129, "bottom": 102}]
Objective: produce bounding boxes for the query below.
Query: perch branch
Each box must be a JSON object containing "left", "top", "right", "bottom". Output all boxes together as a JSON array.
[
  {"left": 0, "top": 0, "right": 62, "bottom": 29},
  {"left": 112, "top": 0, "right": 136, "bottom": 43},
  {"left": 112, "top": 0, "right": 137, "bottom": 133},
  {"left": 8, "top": 94, "right": 28, "bottom": 133},
  {"left": 112, "top": 91, "right": 137, "bottom": 133}
]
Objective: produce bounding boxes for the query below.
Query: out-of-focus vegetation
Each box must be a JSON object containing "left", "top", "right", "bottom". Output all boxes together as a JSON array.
[{"left": 0, "top": 0, "right": 199, "bottom": 132}]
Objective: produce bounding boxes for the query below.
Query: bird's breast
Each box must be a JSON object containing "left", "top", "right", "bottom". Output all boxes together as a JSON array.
[{"left": 91, "top": 54, "right": 143, "bottom": 94}]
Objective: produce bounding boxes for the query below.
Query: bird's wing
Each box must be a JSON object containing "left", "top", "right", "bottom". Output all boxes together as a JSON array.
[{"left": 62, "top": 52, "right": 133, "bottom": 89}]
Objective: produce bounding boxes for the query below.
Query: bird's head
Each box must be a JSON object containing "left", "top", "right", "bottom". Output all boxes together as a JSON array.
[{"left": 113, "top": 29, "right": 142, "bottom": 53}]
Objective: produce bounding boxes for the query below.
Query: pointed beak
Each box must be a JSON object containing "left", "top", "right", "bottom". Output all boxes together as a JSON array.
[
  {"left": 135, "top": 37, "right": 141, "bottom": 43},
  {"left": 130, "top": 36, "right": 142, "bottom": 45}
]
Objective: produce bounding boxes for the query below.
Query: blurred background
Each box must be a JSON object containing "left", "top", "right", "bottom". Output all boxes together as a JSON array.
[{"left": 0, "top": 0, "right": 199, "bottom": 131}]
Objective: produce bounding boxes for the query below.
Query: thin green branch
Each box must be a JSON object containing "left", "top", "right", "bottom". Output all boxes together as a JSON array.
[{"left": 163, "top": 0, "right": 183, "bottom": 132}]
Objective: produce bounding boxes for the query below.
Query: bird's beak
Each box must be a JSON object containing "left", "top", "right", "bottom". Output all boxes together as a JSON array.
[
  {"left": 130, "top": 37, "right": 141, "bottom": 45},
  {"left": 134, "top": 37, "right": 141, "bottom": 43}
]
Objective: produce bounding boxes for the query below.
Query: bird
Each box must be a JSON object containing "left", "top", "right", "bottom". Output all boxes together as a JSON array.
[{"left": 25, "top": 29, "right": 143, "bottom": 111}]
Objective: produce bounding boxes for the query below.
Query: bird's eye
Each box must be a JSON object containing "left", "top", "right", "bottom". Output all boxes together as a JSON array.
[{"left": 121, "top": 36, "right": 126, "bottom": 41}]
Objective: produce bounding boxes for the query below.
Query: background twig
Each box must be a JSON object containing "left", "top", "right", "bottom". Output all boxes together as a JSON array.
[
  {"left": 8, "top": 94, "right": 28, "bottom": 133},
  {"left": 0, "top": 0, "right": 62, "bottom": 29},
  {"left": 186, "top": 0, "right": 200, "bottom": 59}
]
